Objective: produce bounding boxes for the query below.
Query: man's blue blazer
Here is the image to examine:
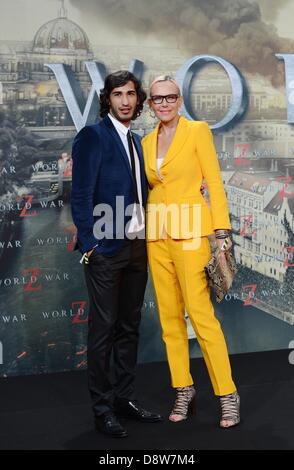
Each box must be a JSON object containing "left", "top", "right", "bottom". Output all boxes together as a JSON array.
[{"left": 71, "top": 115, "right": 148, "bottom": 256}]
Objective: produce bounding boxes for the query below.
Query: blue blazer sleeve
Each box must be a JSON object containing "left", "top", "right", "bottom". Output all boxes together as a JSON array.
[{"left": 71, "top": 126, "right": 102, "bottom": 253}]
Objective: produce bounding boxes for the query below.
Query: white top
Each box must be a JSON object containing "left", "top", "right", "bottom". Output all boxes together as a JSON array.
[
  {"left": 156, "top": 157, "right": 164, "bottom": 172},
  {"left": 108, "top": 113, "right": 144, "bottom": 234}
]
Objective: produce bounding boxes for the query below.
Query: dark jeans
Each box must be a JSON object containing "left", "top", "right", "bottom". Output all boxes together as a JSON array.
[{"left": 84, "top": 239, "right": 147, "bottom": 417}]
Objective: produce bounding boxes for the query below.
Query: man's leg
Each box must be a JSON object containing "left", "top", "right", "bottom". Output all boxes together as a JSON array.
[
  {"left": 84, "top": 248, "right": 128, "bottom": 417},
  {"left": 113, "top": 239, "right": 163, "bottom": 422},
  {"left": 113, "top": 239, "right": 147, "bottom": 400}
]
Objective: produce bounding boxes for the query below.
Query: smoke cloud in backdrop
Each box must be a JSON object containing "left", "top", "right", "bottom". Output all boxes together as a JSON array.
[{"left": 69, "top": 0, "right": 294, "bottom": 86}]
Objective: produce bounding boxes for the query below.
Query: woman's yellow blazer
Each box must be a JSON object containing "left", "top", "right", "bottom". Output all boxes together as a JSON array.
[{"left": 142, "top": 116, "right": 231, "bottom": 240}]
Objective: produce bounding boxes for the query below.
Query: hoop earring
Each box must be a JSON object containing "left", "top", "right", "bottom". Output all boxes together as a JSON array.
[{"left": 149, "top": 109, "right": 156, "bottom": 119}]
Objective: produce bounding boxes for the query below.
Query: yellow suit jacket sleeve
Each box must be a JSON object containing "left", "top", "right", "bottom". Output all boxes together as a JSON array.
[{"left": 195, "top": 122, "right": 231, "bottom": 231}]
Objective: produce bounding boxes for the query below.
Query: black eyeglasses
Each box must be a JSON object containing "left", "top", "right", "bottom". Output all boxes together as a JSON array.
[{"left": 150, "top": 94, "right": 179, "bottom": 104}]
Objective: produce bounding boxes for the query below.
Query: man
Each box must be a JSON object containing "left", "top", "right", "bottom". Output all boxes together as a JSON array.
[{"left": 71, "top": 71, "right": 162, "bottom": 438}]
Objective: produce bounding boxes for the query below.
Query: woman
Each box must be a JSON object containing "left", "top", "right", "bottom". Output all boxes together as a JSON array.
[{"left": 142, "top": 76, "right": 240, "bottom": 428}]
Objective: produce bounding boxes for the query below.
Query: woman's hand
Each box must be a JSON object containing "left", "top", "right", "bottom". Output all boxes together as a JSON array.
[{"left": 215, "top": 237, "right": 232, "bottom": 269}]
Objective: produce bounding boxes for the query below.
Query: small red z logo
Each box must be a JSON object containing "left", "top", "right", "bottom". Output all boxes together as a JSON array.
[
  {"left": 72, "top": 301, "right": 88, "bottom": 324},
  {"left": 284, "top": 246, "right": 294, "bottom": 267},
  {"left": 235, "top": 143, "right": 249, "bottom": 166},
  {"left": 278, "top": 175, "right": 293, "bottom": 198},
  {"left": 24, "top": 267, "right": 42, "bottom": 292},
  {"left": 18, "top": 195, "right": 37, "bottom": 217},
  {"left": 240, "top": 214, "right": 254, "bottom": 237},
  {"left": 243, "top": 284, "right": 260, "bottom": 306}
]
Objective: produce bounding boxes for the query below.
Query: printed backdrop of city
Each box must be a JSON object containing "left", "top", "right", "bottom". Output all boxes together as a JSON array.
[{"left": 0, "top": 0, "right": 294, "bottom": 376}]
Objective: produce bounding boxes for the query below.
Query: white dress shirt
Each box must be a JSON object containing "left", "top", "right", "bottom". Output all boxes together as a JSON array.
[{"left": 108, "top": 113, "right": 145, "bottom": 235}]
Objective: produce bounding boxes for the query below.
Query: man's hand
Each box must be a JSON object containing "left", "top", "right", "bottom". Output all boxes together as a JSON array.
[{"left": 87, "top": 248, "right": 95, "bottom": 258}]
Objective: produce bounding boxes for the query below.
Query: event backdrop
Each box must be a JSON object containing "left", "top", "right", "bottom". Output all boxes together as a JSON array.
[{"left": 1, "top": 0, "right": 294, "bottom": 376}]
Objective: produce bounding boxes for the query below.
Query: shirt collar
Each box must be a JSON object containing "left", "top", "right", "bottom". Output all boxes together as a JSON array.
[{"left": 108, "top": 112, "right": 130, "bottom": 136}]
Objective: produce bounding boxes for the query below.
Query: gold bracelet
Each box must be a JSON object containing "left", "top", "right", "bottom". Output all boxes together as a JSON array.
[{"left": 215, "top": 229, "right": 229, "bottom": 239}]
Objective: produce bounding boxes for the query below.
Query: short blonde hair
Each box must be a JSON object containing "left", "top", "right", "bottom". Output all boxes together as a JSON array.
[{"left": 149, "top": 75, "right": 180, "bottom": 96}]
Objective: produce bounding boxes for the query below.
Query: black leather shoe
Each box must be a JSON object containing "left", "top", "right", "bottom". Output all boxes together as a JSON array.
[
  {"left": 115, "top": 400, "right": 163, "bottom": 423},
  {"left": 95, "top": 411, "right": 128, "bottom": 438}
]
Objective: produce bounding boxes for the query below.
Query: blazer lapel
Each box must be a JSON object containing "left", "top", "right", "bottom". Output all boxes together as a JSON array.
[
  {"left": 149, "top": 116, "right": 189, "bottom": 172},
  {"left": 102, "top": 115, "right": 133, "bottom": 181},
  {"left": 132, "top": 133, "right": 143, "bottom": 164},
  {"left": 161, "top": 116, "right": 189, "bottom": 168},
  {"left": 102, "top": 116, "right": 147, "bottom": 204},
  {"left": 149, "top": 123, "right": 160, "bottom": 172},
  {"left": 132, "top": 134, "right": 148, "bottom": 203}
]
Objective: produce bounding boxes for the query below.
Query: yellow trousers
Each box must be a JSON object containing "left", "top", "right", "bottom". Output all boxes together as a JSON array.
[{"left": 147, "top": 236, "right": 236, "bottom": 396}]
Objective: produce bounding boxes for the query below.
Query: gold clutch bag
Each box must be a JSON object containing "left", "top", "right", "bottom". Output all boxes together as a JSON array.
[{"left": 204, "top": 240, "right": 238, "bottom": 303}]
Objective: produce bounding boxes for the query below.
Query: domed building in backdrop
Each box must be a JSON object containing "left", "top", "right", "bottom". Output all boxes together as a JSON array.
[
  {"left": 32, "top": 0, "right": 92, "bottom": 56},
  {"left": 0, "top": 0, "right": 93, "bottom": 128}
]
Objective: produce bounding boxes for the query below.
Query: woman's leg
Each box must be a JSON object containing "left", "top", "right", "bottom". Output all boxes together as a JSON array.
[
  {"left": 147, "top": 239, "right": 193, "bottom": 388},
  {"left": 171, "top": 236, "right": 236, "bottom": 396}
]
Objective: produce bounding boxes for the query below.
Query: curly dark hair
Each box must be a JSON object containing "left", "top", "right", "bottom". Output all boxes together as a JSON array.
[{"left": 99, "top": 70, "right": 147, "bottom": 120}]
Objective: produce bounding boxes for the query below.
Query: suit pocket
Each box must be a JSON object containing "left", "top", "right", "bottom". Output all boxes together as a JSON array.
[
  {"left": 89, "top": 247, "right": 103, "bottom": 263},
  {"left": 180, "top": 193, "right": 204, "bottom": 205}
]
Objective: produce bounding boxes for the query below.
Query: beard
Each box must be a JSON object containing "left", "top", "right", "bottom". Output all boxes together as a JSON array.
[{"left": 109, "top": 106, "right": 137, "bottom": 123}]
